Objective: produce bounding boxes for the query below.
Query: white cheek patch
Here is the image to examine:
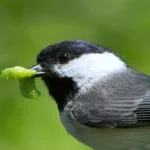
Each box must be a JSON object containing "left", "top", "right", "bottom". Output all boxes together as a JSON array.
[{"left": 53, "top": 52, "right": 127, "bottom": 90}]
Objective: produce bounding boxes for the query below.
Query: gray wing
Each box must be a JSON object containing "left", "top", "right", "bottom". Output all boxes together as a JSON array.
[{"left": 71, "top": 69, "right": 150, "bottom": 128}]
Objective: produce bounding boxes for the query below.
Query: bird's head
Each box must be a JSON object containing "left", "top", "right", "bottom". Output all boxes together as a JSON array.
[{"left": 31, "top": 40, "right": 126, "bottom": 110}]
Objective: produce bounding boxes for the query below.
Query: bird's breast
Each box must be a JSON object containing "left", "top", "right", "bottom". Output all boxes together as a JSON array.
[{"left": 60, "top": 110, "right": 150, "bottom": 150}]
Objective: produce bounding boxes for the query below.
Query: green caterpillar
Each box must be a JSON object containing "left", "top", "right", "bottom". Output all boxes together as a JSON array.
[
  {"left": 1, "top": 66, "right": 41, "bottom": 99},
  {"left": 19, "top": 78, "right": 41, "bottom": 99}
]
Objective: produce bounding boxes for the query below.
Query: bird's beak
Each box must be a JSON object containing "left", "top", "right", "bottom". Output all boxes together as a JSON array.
[{"left": 30, "top": 64, "right": 50, "bottom": 78}]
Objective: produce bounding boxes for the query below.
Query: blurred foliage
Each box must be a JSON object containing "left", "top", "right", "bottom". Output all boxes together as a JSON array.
[{"left": 0, "top": 0, "right": 150, "bottom": 150}]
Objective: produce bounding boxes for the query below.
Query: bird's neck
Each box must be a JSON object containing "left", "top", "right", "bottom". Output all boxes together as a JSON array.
[{"left": 42, "top": 77, "right": 78, "bottom": 111}]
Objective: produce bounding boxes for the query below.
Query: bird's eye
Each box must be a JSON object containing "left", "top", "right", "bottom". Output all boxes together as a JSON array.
[{"left": 58, "top": 52, "right": 71, "bottom": 63}]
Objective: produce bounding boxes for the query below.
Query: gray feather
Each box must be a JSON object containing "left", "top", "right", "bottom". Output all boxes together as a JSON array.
[{"left": 70, "top": 68, "right": 150, "bottom": 128}]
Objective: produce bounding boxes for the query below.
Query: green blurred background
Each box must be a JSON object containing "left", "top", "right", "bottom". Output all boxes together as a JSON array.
[{"left": 0, "top": 0, "right": 150, "bottom": 150}]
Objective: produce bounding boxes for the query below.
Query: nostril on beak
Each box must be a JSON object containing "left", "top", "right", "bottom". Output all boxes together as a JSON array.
[{"left": 30, "top": 64, "right": 43, "bottom": 71}]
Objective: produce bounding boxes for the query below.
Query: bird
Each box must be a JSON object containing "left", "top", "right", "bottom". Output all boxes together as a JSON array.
[{"left": 31, "top": 40, "right": 150, "bottom": 150}]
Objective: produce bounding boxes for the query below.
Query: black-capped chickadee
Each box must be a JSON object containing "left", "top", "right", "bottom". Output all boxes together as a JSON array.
[{"left": 32, "top": 40, "right": 150, "bottom": 150}]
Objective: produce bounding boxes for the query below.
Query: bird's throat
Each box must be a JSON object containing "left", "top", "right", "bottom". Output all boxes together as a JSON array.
[{"left": 42, "top": 77, "right": 78, "bottom": 111}]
